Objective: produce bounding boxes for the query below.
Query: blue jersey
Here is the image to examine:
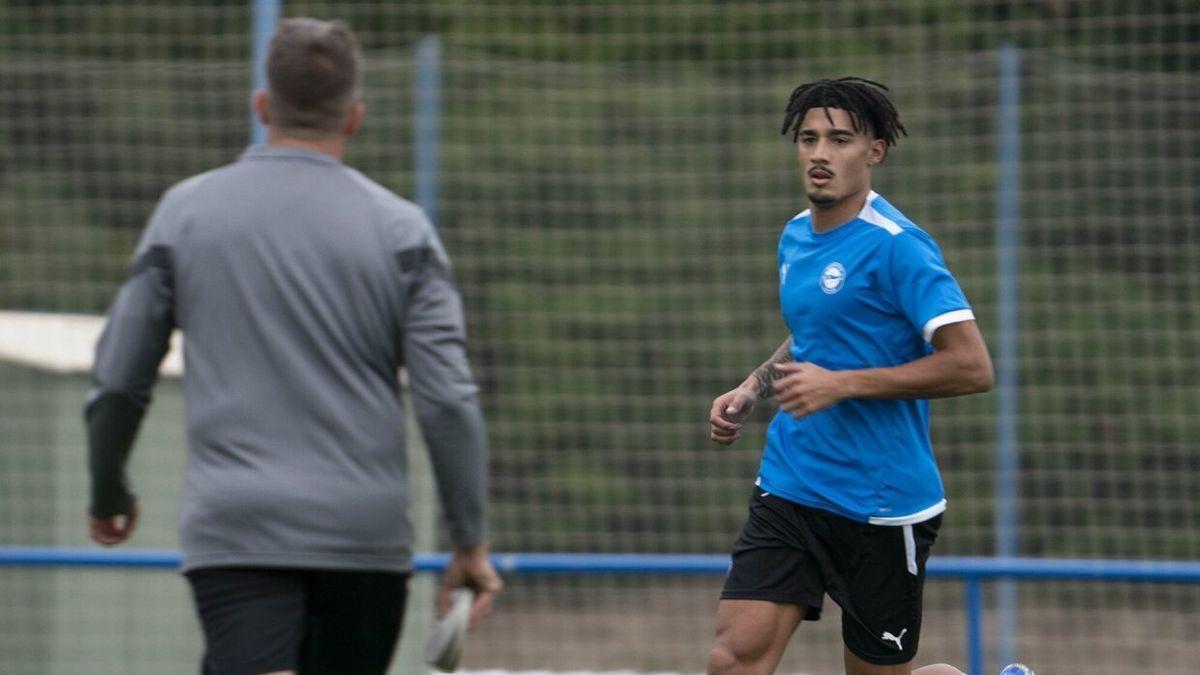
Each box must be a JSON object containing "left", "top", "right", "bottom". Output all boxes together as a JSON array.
[{"left": 757, "top": 191, "right": 974, "bottom": 525}]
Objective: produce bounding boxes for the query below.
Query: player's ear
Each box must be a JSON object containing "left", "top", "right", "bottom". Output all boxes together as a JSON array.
[
  {"left": 343, "top": 101, "right": 365, "bottom": 138},
  {"left": 868, "top": 138, "right": 887, "bottom": 165},
  {"left": 252, "top": 90, "right": 270, "bottom": 126}
]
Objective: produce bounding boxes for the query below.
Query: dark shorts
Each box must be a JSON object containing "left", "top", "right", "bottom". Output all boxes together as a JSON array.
[
  {"left": 186, "top": 566, "right": 410, "bottom": 675},
  {"left": 721, "top": 489, "right": 941, "bottom": 666}
]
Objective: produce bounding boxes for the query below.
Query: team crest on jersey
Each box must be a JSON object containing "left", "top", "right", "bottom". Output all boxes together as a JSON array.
[
  {"left": 820, "top": 262, "right": 846, "bottom": 294},
  {"left": 780, "top": 263, "right": 791, "bottom": 285}
]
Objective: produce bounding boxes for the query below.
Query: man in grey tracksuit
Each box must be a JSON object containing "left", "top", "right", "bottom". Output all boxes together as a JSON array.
[{"left": 85, "top": 18, "right": 501, "bottom": 674}]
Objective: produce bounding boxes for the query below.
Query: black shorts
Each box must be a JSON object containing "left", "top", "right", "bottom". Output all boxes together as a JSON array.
[
  {"left": 721, "top": 489, "right": 941, "bottom": 665},
  {"left": 186, "top": 566, "right": 410, "bottom": 675}
]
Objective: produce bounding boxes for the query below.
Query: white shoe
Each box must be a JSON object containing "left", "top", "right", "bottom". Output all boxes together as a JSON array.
[
  {"left": 998, "top": 665, "right": 1035, "bottom": 675},
  {"left": 424, "top": 588, "right": 475, "bottom": 672}
]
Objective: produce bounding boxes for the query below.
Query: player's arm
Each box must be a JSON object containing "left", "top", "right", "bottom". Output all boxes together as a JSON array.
[
  {"left": 709, "top": 335, "right": 792, "bottom": 445},
  {"left": 838, "top": 319, "right": 993, "bottom": 398},
  {"left": 402, "top": 235, "right": 488, "bottom": 550},
  {"left": 773, "top": 320, "right": 992, "bottom": 418},
  {"left": 400, "top": 227, "right": 501, "bottom": 622},
  {"left": 745, "top": 336, "right": 794, "bottom": 400},
  {"left": 85, "top": 244, "right": 175, "bottom": 545}
]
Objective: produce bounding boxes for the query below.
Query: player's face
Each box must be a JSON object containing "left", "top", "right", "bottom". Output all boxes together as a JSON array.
[{"left": 795, "top": 107, "right": 885, "bottom": 209}]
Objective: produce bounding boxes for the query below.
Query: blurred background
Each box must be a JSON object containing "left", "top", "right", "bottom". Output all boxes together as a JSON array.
[{"left": 1, "top": 1, "right": 1197, "bottom": 674}]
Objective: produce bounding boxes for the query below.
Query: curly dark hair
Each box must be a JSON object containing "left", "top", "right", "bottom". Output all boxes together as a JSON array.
[{"left": 780, "top": 77, "right": 907, "bottom": 148}]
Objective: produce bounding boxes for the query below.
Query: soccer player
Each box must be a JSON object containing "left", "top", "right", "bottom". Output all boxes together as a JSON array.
[
  {"left": 85, "top": 18, "right": 501, "bottom": 675},
  {"left": 706, "top": 78, "right": 994, "bottom": 675}
]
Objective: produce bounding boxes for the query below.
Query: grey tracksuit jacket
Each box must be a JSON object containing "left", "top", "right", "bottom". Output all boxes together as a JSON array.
[{"left": 87, "top": 145, "right": 487, "bottom": 573}]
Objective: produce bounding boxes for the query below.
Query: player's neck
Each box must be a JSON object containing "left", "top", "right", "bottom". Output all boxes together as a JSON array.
[
  {"left": 265, "top": 129, "right": 347, "bottom": 161},
  {"left": 809, "top": 188, "right": 870, "bottom": 233}
]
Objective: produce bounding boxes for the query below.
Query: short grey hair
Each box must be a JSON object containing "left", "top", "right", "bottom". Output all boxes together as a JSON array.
[{"left": 266, "top": 18, "right": 363, "bottom": 139}]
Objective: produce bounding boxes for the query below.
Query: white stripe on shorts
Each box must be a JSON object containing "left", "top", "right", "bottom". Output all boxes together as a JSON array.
[{"left": 903, "top": 524, "right": 918, "bottom": 575}]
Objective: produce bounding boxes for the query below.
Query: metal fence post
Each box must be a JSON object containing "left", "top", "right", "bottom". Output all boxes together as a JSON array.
[
  {"left": 249, "top": 0, "right": 281, "bottom": 146},
  {"left": 995, "top": 41, "right": 1022, "bottom": 671}
]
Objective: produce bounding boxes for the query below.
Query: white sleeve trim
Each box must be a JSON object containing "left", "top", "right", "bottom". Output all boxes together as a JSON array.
[
  {"left": 860, "top": 205, "right": 903, "bottom": 235},
  {"left": 922, "top": 309, "right": 975, "bottom": 343},
  {"left": 868, "top": 499, "right": 946, "bottom": 526}
]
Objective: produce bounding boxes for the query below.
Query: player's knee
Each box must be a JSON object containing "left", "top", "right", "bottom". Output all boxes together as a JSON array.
[
  {"left": 707, "top": 642, "right": 740, "bottom": 675},
  {"left": 708, "top": 638, "right": 768, "bottom": 675}
]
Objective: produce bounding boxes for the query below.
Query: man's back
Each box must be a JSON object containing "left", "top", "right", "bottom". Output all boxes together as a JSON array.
[
  {"left": 129, "top": 146, "right": 453, "bottom": 572},
  {"left": 86, "top": 21, "right": 499, "bottom": 672}
]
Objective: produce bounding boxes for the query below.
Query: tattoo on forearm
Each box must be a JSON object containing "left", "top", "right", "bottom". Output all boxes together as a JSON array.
[{"left": 750, "top": 337, "right": 793, "bottom": 399}]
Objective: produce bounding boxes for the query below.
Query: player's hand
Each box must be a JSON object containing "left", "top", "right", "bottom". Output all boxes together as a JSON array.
[
  {"left": 709, "top": 386, "right": 757, "bottom": 445},
  {"left": 773, "top": 362, "right": 846, "bottom": 418},
  {"left": 88, "top": 501, "right": 140, "bottom": 546},
  {"left": 440, "top": 542, "right": 503, "bottom": 628}
]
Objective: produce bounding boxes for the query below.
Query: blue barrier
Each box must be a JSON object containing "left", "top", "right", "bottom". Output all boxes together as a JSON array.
[
  {"left": 4, "top": 547, "right": 1199, "bottom": 672},
  {"left": 6, "top": 548, "right": 1200, "bottom": 582}
]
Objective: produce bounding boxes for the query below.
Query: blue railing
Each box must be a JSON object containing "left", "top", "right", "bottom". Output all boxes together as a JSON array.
[{"left": 4, "top": 548, "right": 1199, "bottom": 674}]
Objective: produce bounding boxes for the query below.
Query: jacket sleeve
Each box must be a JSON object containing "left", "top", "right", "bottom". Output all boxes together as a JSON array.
[
  {"left": 85, "top": 207, "right": 177, "bottom": 518},
  {"left": 400, "top": 227, "right": 489, "bottom": 549}
]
